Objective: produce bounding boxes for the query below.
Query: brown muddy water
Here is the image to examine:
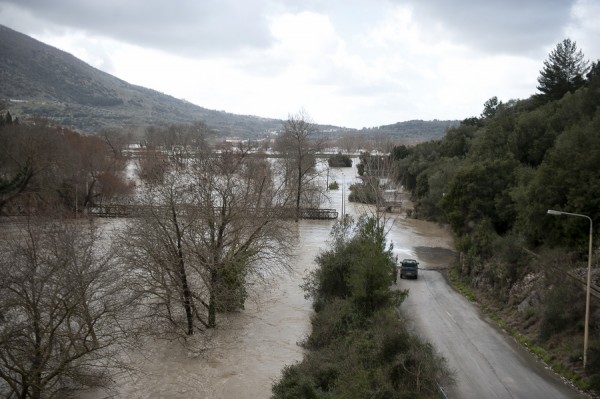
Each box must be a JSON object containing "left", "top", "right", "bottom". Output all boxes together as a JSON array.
[{"left": 84, "top": 165, "right": 455, "bottom": 399}]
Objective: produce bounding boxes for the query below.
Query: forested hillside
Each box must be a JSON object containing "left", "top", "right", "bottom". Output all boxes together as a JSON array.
[
  {"left": 0, "top": 24, "right": 284, "bottom": 136},
  {"left": 391, "top": 39, "right": 600, "bottom": 390},
  {"left": 360, "top": 119, "right": 459, "bottom": 143}
]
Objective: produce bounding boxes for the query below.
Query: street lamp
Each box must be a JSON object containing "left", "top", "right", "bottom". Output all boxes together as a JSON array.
[
  {"left": 341, "top": 173, "right": 345, "bottom": 218},
  {"left": 547, "top": 209, "right": 594, "bottom": 368}
]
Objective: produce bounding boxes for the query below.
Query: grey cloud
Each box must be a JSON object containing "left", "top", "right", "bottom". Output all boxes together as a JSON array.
[
  {"left": 399, "top": 0, "right": 577, "bottom": 56},
  {"left": 1, "top": 0, "right": 274, "bottom": 56}
]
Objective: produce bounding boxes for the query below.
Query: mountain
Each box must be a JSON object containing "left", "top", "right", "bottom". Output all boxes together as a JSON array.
[
  {"left": 0, "top": 24, "right": 457, "bottom": 141},
  {"left": 0, "top": 24, "right": 284, "bottom": 137},
  {"left": 361, "top": 119, "right": 459, "bottom": 143}
]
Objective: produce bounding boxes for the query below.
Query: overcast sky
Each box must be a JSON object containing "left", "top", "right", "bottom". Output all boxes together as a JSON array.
[{"left": 1, "top": 0, "right": 599, "bottom": 128}]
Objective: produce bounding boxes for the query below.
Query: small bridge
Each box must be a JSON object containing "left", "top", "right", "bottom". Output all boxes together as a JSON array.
[
  {"left": 88, "top": 204, "right": 338, "bottom": 220},
  {"left": 295, "top": 208, "right": 338, "bottom": 220}
]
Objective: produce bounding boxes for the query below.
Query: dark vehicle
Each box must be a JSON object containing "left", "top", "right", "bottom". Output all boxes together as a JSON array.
[{"left": 399, "top": 258, "right": 419, "bottom": 279}]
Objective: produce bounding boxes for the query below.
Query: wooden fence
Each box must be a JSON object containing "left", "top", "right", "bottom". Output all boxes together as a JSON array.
[{"left": 88, "top": 204, "right": 338, "bottom": 220}]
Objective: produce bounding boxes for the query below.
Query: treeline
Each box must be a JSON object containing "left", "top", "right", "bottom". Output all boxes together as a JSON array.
[
  {"left": 0, "top": 110, "right": 221, "bottom": 217},
  {"left": 272, "top": 216, "right": 451, "bottom": 398},
  {"left": 388, "top": 39, "right": 600, "bottom": 386},
  {"left": 0, "top": 115, "right": 133, "bottom": 216},
  {"left": 392, "top": 39, "right": 599, "bottom": 278},
  {"left": 360, "top": 119, "right": 459, "bottom": 143}
]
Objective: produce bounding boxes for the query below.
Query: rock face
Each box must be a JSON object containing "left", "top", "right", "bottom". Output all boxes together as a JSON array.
[{"left": 508, "top": 272, "right": 544, "bottom": 313}]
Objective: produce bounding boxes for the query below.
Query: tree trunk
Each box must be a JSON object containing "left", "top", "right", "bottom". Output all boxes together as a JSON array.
[
  {"left": 295, "top": 161, "right": 302, "bottom": 222},
  {"left": 208, "top": 269, "right": 218, "bottom": 328},
  {"left": 171, "top": 204, "right": 194, "bottom": 335},
  {"left": 31, "top": 319, "right": 42, "bottom": 399},
  {"left": 179, "top": 258, "right": 194, "bottom": 335}
]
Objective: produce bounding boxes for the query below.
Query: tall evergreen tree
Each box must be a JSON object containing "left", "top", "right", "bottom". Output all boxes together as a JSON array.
[
  {"left": 536, "top": 38, "right": 589, "bottom": 103},
  {"left": 481, "top": 96, "right": 501, "bottom": 119}
]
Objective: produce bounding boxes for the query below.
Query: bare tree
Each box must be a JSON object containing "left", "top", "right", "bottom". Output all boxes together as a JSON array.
[
  {"left": 275, "top": 109, "right": 327, "bottom": 221},
  {"left": 121, "top": 145, "right": 293, "bottom": 335},
  {"left": 120, "top": 170, "right": 199, "bottom": 336},
  {"left": 0, "top": 121, "right": 132, "bottom": 216},
  {"left": 352, "top": 151, "right": 403, "bottom": 226},
  {"left": 0, "top": 218, "right": 135, "bottom": 398},
  {"left": 135, "top": 149, "right": 169, "bottom": 184},
  {"left": 0, "top": 121, "right": 67, "bottom": 215},
  {"left": 99, "top": 128, "right": 131, "bottom": 174},
  {"left": 66, "top": 131, "right": 132, "bottom": 208},
  {"left": 336, "top": 131, "right": 362, "bottom": 154},
  {"left": 142, "top": 122, "right": 211, "bottom": 169},
  {"left": 188, "top": 146, "right": 293, "bottom": 328}
]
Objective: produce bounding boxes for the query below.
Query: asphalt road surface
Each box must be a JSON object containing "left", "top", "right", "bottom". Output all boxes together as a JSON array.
[{"left": 397, "top": 247, "right": 587, "bottom": 398}]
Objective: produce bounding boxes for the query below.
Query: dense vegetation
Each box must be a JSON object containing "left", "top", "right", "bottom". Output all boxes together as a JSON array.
[
  {"left": 360, "top": 119, "right": 459, "bottom": 143},
  {"left": 272, "top": 216, "right": 451, "bottom": 398},
  {"left": 0, "top": 116, "right": 133, "bottom": 216},
  {"left": 348, "top": 180, "right": 381, "bottom": 205},
  {"left": 389, "top": 39, "right": 600, "bottom": 389},
  {"left": 327, "top": 152, "right": 353, "bottom": 167}
]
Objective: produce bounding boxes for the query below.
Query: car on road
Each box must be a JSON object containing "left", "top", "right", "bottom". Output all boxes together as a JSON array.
[{"left": 399, "top": 258, "right": 419, "bottom": 280}]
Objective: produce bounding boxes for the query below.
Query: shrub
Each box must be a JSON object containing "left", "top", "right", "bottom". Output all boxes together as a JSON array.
[
  {"left": 328, "top": 153, "right": 353, "bottom": 167},
  {"left": 348, "top": 182, "right": 380, "bottom": 204},
  {"left": 273, "top": 216, "right": 452, "bottom": 398},
  {"left": 539, "top": 277, "right": 584, "bottom": 341},
  {"left": 302, "top": 216, "right": 400, "bottom": 314}
]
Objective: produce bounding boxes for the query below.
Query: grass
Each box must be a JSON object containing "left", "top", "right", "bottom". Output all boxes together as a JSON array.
[{"left": 447, "top": 269, "right": 476, "bottom": 302}]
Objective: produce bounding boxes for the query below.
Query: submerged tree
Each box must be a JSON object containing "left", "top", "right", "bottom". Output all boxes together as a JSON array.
[
  {"left": 0, "top": 219, "right": 135, "bottom": 398},
  {"left": 303, "top": 215, "right": 402, "bottom": 314},
  {"left": 122, "top": 145, "right": 293, "bottom": 334},
  {"left": 0, "top": 120, "right": 131, "bottom": 216},
  {"left": 275, "top": 109, "right": 327, "bottom": 221},
  {"left": 121, "top": 171, "right": 199, "bottom": 335}
]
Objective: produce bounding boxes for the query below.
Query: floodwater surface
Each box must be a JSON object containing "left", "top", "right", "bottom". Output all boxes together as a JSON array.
[{"left": 84, "top": 165, "right": 458, "bottom": 398}]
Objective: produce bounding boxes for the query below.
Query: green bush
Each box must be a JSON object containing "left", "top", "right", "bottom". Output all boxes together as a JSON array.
[
  {"left": 302, "top": 216, "right": 400, "bottom": 314},
  {"left": 272, "top": 306, "right": 451, "bottom": 399},
  {"left": 271, "top": 366, "right": 319, "bottom": 399},
  {"left": 328, "top": 152, "right": 353, "bottom": 167},
  {"left": 348, "top": 182, "right": 380, "bottom": 204},
  {"left": 304, "top": 298, "right": 360, "bottom": 349},
  {"left": 273, "top": 216, "right": 452, "bottom": 398},
  {"left": 539, "top": 277, "right": 584, "bottom": 341}
]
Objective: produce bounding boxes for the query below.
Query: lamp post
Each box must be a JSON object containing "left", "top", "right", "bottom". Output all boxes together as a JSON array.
[
  {"left": 341, "top": 173, "right": 345, "bottom": 218},
  {"left": 547, "top": 209, "right": 593, "bottom": 368}
]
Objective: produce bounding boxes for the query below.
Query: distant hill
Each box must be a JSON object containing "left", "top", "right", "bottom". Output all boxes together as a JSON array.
[
  {"left": 360, "top": 119, "right": 459, "bottom": 143},
  {"left": 0, "top": 24, "right": 284, "bottom": 136},
  {"left": 0, "top": 24, "right": 457, "bottom": 141}
]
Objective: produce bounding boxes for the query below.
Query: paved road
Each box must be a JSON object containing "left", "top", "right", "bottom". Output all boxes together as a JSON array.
[
  {"left": 333, "top": 163, "right": 586, "bottom": 398},
  {"left": 396, "top": 244, "right": 586, "bottom": 398}
]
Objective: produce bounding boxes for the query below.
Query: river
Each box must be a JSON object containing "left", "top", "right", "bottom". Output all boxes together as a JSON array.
[{"left": 85, "top": 163, "right": 457, "bottom": 398}]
